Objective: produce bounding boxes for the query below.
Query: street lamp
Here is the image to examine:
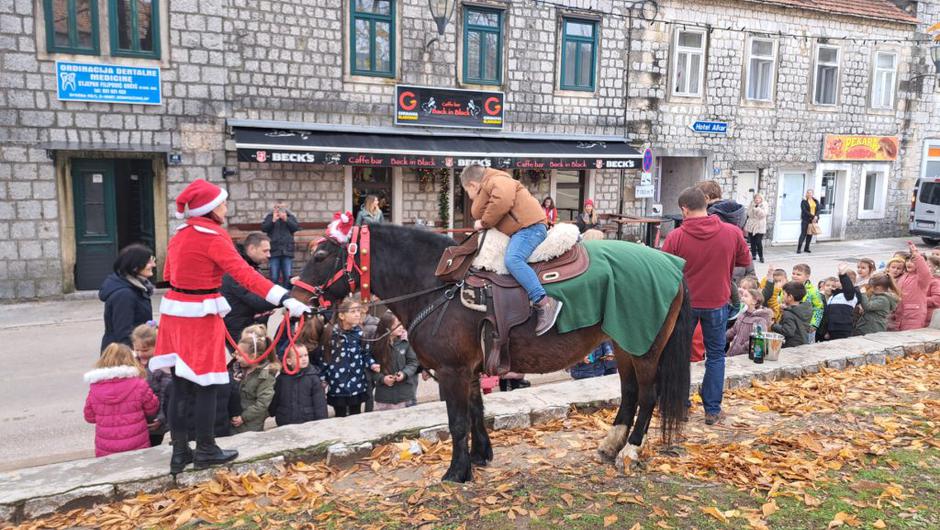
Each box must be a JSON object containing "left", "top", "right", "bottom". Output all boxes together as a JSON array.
[{"left": 428, "top": 0, "right": 456, "bottom": 35}]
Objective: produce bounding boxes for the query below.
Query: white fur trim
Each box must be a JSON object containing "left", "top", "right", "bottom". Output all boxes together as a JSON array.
[
  {"left": 148, "top": 353, "right": 230, "bottom": 386},
  {"left": 160, "top": 296, "right": 232, "bottom": 318},
  {"left": 185, "top": 189, "right": 228, "bottom": 218},
  {"left": 266, "top": 284, "right": 289, "bottom": 305},
  {"left": 191, "top": 224, "right": 222, "bottom": 235},
  {"left": 84, "top": 365, "right": 142, "bottom": 384},
  {"left": 472, "top": 223, "right": 581, "bottom": 274},
  {"left": 175, "top": 211, "right": 185, "bottom": 219},
  {"left": 327, "top": 221, "right": 350, "bottom": 243}
]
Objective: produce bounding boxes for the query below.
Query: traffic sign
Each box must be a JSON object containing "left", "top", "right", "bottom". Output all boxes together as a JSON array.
[
  {"left": 635, "top": 184, "right": 655, "bottom": 198},
  {"left": 690, "top": 121, "right": 728, "bottom": 134},
  {"left": 642, "top": 148, "right": 654, "bottom": 172}
]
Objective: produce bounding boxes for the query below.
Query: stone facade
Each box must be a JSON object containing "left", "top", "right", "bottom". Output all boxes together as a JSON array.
[{"left": 0, "top": 0, "right": 936, "bottom": 300}]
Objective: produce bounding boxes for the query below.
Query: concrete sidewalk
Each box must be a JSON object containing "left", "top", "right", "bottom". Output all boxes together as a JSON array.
[{"left": 3, "top": 327, "right": 938, "bottom": 524}]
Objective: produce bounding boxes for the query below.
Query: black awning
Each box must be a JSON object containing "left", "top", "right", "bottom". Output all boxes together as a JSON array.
[{"left": 233, "top": 125, "right": 641, "bottom": 170}]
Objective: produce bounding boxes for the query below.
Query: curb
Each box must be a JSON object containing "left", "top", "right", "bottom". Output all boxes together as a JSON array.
[{"left": 2, "top": 328, "right": 938, "bottom": 523}]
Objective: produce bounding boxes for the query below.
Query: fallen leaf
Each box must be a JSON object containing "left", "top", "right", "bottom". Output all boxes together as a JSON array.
[
  {"left": 761, "top": 500, "right": 779, "bottom": 517},
  {"left": 604, "top": 514, "right": 618, "bottom": 527},
  {"left": 561, "top": 493, "right": 575, "bottom": 507},
  {"left": 701, "top": 506, "right": 729, "bottom": 524},
  {"left": 629, "top": 524, "right": 641, "bottom": 530},
  {"left": 873, "top": 520, "right": 886, "bottom": 529}
]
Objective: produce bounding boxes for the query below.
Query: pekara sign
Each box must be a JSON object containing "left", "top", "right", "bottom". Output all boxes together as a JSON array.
[
  {"left": 822, "top": 135, "right": 899, "bottom": 161},
  {"left": 395, "top": 85, "right": 504, "bottom": 129},
  {"left": 55, "top": 61, "right": 161, "bottom": 105}
]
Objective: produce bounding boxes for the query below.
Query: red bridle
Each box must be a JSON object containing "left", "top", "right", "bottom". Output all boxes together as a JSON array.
[{"left": 292, "top": 225, "right": 372, "bottom": 304}]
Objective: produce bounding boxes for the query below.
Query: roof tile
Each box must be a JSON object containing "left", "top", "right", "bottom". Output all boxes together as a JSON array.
[{"left": 747, "top": 0, "right": 919, "bottom": 24}]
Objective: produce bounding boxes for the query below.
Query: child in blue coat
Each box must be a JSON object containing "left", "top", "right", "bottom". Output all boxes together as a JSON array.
[{"left": 318, "top": 297, "right": 380, "bottom": 417}]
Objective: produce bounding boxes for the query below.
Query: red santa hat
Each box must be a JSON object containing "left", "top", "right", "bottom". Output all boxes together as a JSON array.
[
  {"left": 327, "top": 211, "right": 354, "bottom": 243},
  {"left": 175, "top": 179, "right": 228, "bottom": 219}
]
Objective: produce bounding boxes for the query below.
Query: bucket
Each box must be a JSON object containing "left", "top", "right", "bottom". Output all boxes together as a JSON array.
[{"left": 762, "top": 332, "right": 784, "bottom": 361}]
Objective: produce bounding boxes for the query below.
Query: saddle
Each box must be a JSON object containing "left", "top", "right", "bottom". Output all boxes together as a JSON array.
[{"left": 436, "top": 227, "right": 590, "bottom": 376}]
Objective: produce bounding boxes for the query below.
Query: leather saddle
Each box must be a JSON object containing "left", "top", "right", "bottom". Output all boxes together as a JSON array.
[{"left": 462, "top": 244, "right": 590, "bottom": 376}]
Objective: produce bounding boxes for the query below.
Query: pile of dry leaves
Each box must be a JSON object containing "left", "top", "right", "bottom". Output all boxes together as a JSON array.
[{"left": 6, "top": 352, "right": 937, "bottom": 530}]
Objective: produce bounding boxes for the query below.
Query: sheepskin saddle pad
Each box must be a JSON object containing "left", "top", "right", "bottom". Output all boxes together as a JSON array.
[{"left": 471, "top": 223, "right": 581, "bottom": 275}]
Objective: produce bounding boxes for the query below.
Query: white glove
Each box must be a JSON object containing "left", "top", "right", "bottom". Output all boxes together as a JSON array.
[{"left": 282, "top": 297, "right": 311, "bottom": 318}]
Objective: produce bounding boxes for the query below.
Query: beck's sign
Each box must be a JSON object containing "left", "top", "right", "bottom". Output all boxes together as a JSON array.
[{"left": 395, "top": 85, "right": 504, "bottom": 129}]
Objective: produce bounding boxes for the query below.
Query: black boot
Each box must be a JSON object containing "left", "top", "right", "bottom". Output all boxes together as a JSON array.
[
  {"left": 194, "top": 441, "right": 238, "bottom": 470},
  {"left": 170, "top": 441, "right": 194, "bottom": 475},
  {"left": 499, "top": 378, "right": 510, "bottom": 392},
  {"left": 510, "top": 378, "right": 531, "bottom": 390}
]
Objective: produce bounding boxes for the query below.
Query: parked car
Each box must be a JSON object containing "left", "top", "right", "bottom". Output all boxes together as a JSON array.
[{"left": 910, "top": 177, "right": 940, "bottom": 245}]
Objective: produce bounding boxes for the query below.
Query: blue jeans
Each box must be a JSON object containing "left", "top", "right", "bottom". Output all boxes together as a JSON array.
[
  {"left": 692, "top": 306, "right": 729, "bottom": 416},
  {"left": 269, "top": 256, "right": 293, "bottom": 288},
  {"left": 505, "top": 223, "right": 547, "bottom": 303}
]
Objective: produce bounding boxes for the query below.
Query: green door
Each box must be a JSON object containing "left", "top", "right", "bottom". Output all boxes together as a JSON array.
[{"left": 72, "top": 160, "right": 117, "bottom": 290}]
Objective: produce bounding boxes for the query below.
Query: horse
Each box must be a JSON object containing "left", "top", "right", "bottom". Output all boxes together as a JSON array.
[{"left": 293, "top": 223, "right": 692, "bottom": 483}]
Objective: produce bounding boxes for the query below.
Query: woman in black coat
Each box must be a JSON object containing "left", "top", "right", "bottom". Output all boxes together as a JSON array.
[
  {"left": 797, "top": 189, "right": 819, "bottom": 254},
  {"left": 99, "top": 244, "right": 156, "bottom": 351}
]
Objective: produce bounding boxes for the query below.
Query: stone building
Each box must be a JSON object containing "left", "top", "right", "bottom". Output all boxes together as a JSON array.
[{"left": 0, "top": 0, "right": 936, "bottom": 301}]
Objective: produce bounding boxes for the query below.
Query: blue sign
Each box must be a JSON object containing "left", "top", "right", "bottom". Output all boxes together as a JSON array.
[
  {"left": 642, "top": 148, "right": 654, "bottom": 172},
  {"left": 690, "top": 121, "right": 728, "bottom": 134},
  {"left": 56, "top": 61, "right": 161, "bottom": 105}
]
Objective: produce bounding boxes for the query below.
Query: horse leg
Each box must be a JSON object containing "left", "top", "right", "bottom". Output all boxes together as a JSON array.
[
  {"left": 616, "top": 366, "right": 658, "bottom": 473},
  {"left": 468, "top": 376, "right": 493, "bottom": 466},
  {"left": 439, "top": 366, "right": 474, "bottom": 483},
  {"left": 598, "top": 352, "right": 638, "bottom": 461}
]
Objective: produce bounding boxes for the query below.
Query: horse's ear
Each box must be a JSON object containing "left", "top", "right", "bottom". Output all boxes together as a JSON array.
[{"left": 313, "top": 248, "right": 329, "bottom": 262}]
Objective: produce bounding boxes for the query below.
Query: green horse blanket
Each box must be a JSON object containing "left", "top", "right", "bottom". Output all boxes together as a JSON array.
[{"left": 544, "top": 240, "right": 686, "bottom": 356}]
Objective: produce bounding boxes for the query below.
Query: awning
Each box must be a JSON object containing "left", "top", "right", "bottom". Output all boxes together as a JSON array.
[{"left": 231, "top": 120, "right": 641, "bottom": 170}]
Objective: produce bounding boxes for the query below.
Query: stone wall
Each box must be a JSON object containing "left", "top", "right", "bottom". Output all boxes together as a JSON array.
[{"left": 623, "top": 0, "right": 923, "bottom": 240}]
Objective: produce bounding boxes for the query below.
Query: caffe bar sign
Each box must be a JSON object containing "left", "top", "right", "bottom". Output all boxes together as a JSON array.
[
  {"left": 395, "top": 85, "right": 504, "bottom": 129},
  {"left": 238, "top": 150, "right": 637, "bottom": 170}
]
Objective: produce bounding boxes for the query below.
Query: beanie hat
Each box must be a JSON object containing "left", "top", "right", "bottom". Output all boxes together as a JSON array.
[
  {"left": 584, "top": 199, "right": 595, "bottom": 208},
  {"left": 327, "top": 211, "right": 354, "bottom": 243},
  {"left": 175, "top": 179, "right": 228, "bottom": 219}
]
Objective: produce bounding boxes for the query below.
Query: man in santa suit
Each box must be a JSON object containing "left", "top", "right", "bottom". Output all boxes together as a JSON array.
[{"left": 150, "top": 179, "right": 310, "bottom": 474}]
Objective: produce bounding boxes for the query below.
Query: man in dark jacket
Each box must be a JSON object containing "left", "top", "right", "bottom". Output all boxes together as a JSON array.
[
  {"left": 663, "top": 187, "right": 750, "bottom": 426},
  {"left": 222, "top": 232, "right": 275, "bottom": 343},
  {"left": 261, "top": 201, "right": 301, "bottom": 288}
]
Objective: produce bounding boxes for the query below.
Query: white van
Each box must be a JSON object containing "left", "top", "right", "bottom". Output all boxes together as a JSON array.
[{"left": 910, "top": 177, "right": 940, "bottom": 245}]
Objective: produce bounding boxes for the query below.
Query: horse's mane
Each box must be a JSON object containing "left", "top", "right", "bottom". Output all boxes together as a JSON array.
[{"left": 368, "top": 223, "right": 457, "bottom": 253}]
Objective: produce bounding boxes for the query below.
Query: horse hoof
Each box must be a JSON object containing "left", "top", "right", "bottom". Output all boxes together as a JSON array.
[
  {"left": 597, "top": 447, "right": 616, "bottom": 462},
  {"left": 471, "top": 454, "right": 490, "bottom": 467},
  {"left": 442, "top": 466, "right": 473, "bottom": 483}
]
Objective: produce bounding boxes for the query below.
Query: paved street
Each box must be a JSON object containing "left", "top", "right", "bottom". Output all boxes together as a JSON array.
[{"left": 0, "top": 236, "right": 923, "bottom": 472}]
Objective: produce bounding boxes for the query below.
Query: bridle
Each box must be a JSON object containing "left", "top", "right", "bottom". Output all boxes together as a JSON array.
[{"left": 292, "top": 225, "right": 373, "bottom": 304}]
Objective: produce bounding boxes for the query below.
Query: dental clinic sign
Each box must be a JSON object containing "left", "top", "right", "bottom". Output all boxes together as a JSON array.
[{"left": 56, "top": 61, "right": 162, "bottom": 105}]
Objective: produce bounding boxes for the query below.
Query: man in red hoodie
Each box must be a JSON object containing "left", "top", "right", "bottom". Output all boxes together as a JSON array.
[{"left": 662, "top": 187, "right": 751, "bottom": 425}]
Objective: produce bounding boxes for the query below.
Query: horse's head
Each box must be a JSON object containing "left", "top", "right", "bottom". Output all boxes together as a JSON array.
[{"left": 292, "top": 236, "right": 355, "bottom": 306}]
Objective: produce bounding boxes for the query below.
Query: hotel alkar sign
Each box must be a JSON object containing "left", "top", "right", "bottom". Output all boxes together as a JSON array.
[
  {"left": 239, "top": 151, "right": 636, "bottom": 170},
  {"left": 394, "top": 85, "right": 504, "bottom": 129}
]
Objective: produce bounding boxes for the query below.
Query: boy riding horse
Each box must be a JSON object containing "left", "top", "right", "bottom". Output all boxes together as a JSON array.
[{"left": 459, "top": 164, "right": 562, "bottom": 335}]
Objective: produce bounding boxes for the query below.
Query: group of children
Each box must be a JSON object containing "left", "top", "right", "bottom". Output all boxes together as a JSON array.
[
  {"left": 725, "top": 240, "right": 940, "bottom": 355},
  {"left": 83, "top": 297, "right": 420, "bottom": 458}
]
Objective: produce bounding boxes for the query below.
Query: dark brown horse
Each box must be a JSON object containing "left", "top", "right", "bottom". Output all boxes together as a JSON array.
[{"left": 294, "top": 223, "right": 692, "bottom": 482}]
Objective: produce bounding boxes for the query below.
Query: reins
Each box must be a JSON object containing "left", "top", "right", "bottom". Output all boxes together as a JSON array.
[{"left": 224, "top": 313, "right": 306, "bottom": 376}]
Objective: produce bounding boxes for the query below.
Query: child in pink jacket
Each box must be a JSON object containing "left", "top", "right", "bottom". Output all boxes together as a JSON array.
[
  {"left": 889, "top": 242, "right": 932, "bottom": 332},
  {"left": 925, "top": 256, "right": 940, "bottom": 327},
  {"left": 84, "top": 343, "right": 159, "bottom": 457}
]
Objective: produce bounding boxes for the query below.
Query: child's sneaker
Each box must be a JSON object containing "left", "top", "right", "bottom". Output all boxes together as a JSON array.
[{"left": 534, "top": 296, "right": 563, "bottom": 336}]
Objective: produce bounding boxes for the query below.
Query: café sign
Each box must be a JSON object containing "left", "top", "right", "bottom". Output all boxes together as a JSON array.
[
  {"left": 822, "top": 135, "right": 899, "bottom": 161},
  {"left": 238, "top": 150, "right": 636, "bottom": 170},
  {"left": 395, "top": 85, "right": 504, "bottom": 129}
]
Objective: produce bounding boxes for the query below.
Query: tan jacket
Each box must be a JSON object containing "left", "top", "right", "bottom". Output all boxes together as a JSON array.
[{"left": 470, "top": 169, "right": 547, "bottom": 236}]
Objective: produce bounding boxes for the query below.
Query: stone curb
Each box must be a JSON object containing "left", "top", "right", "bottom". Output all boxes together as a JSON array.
[{"left": 2, "top": 328, "right": 939, "bottom": 523}]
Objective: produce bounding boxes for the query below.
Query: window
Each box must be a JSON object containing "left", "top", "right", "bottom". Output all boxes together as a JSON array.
[
  {"left": 555, "top": 170, "right": 587, "bottom": 221},
  {"left": 813, "top": 45, "right": 840, "bottom": 105},
  {"left": 860, "top": 165, "right": 888, "bottom": 219},
  {"left": 746, "top": 37, "right": 775, "bottom": 101},
  {"left": 350, "top": 0, "right": 395, "bottom": 77},
  {"left": 673, "top": 29, "right": 706, "bottom": 97},
  {"left": 43, "top": 0, "right": 100, "bottom": 55},
  {"left": 560, "top": 18, "right": 597, "bottom": 91},
  {"left": 353, "top": 167, "right": 392, "bottom": 221},
  {"left": 463, "top": 7, "right": 502, "bottom": 85},
  {"left": 109, "top": 0, "right": 160, "bottom": 58},
  {"left": 871, "top": 51, "right": 897, "bottom": 109}
]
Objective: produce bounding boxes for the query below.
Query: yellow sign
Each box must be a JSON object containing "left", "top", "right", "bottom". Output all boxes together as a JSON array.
[{"left": 822, "top": 135, "right": 898, "bottom": 161}]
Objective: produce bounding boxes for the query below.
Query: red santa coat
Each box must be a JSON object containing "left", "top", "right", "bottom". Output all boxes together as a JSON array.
[{"left": 150, "top": 217, "right": 287, "bottom": 386}]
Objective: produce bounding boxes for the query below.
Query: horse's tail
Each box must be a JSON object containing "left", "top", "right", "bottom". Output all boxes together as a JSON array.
[{"left": 657, "top": 281, "right": 692, "bottom": 444}]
